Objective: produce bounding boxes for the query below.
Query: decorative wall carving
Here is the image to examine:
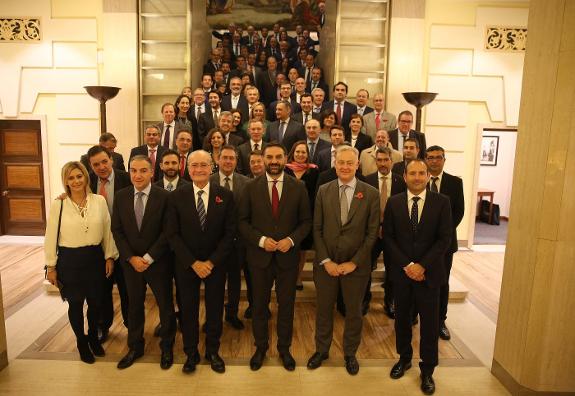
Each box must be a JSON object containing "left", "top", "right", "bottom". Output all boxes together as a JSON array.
[
  {"left": 0, "top": 18, "right": 41, "bottom": 42},
  {"left": 485, "top": 26, "right": 526, "bottom": 51}
]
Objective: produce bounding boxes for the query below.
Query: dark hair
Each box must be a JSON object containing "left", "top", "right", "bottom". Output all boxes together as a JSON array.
[
  {"left": 161, "top": 102, "right": 174, "bottom": 113},
  {"left": 349, "top": 113, "right": 364, "bottom": 127},
  {"left": 375, "top": 147, "right": 393, "bottom": 158},
  {"left": 404, "top": 137, "right": 419, "bottom": 149},
  {"left": 203, "top": 128, "right": 224, "bottom": 151},
  {"left": 300, "top": 93, "right": 312, "bottom": 101},
  {"left": 404, "top": 158, "right": 429, "bottom": 174},
  {"left": 398, "top": 110, "right": 414, "bottom": 120},
  {"left": 87, "top": 145, "right": 111, "bottom": 159},
  {"left": 99, "top": 132, "right": 117, "bottom": 144},
  {"left": 240, "top": 72, "right": 254, "bottom": 84},
  {"left": 208, "top": 90, "right": 222, "bottom": 101},
  {"left": 333, "top": 81, "right": 349, "bottom": 93},
  {"left": 160, "top": 149, "right": 179, "bottom": 161},
  {"left": 319, "top": 110, "right": 337, "bottom": 128},
  {"left": 129, "top": 154, "right": 152, "bottom": 169},
  {"left": 426, "top": 145, "right": 445, "bottom": 156},
  {"left": 263, "top": 142, "right": 287, "bottom": 156},
  {"left": 330, "top": 125, "right": 345, "bottom": 136},
  {"left": 174, "top": 94, "right": 192, "bottom": 119},
  {"left": 176, "top": 129, "right": 193, "bottom": 140},
  {"left": 249, "top": 149, "right": 263, "bottom": 159},
  {"left": 277, "top": 100, "right": 292, "bottom": 112},
  {"left": 287, "top": 140, "right": 310, "bottom": 163},
  {"left": 220, "top": 144, "right": 238, "bottom": 158}
]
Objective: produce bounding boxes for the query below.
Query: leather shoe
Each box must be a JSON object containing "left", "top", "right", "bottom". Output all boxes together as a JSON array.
[
  {"left": 421, "top": 374, "right": 436, "bottom": 395},
  {"left": 249, "top": 348, "right": 267, "bottom": 371},
  {"left": 97, "top": 328, "right": 109, "bottom": 343},
  {"left": 307, "top": 352, "right": 328, "bottom": 369},
  {"left": 153, "top": 323, "right": 161, "bottom": 337},
  {"left": 244, "top": 306, "right": 252, "bottom": 319},
  {"left": 87, "top": 333, "right": 105, "bottom": 357},
  {"left": 279, "top": 351, "right": 296, "bottom": 371},
  {"left": 205, "top": 352, "right": 225, "bottom": 373},
  {"left": 344, "top": 355, "right": 359, "bottom": 375},
  {"left": 117, "top": 349, "right": 143, "bottom": 369},
  {"left": 439, "top": 322, "right": 451, "bottom": 340},
  {"left": 225, "top": 315, "right": 245, "bottom": 330},
  {"left": 182, "top": 352, "right": 200, "bottom": 374},
  {"left": 383, "top": 304, "right": 395, "bottom": 319},
  {"left": 77, "top": 337, "right": 95, "bottom": 364},
  {"left": 390, "top": 360, "right": 412, "bottom": 379},
  {"left": 160, "top": 349, "right": 173, "bottom": 370}
]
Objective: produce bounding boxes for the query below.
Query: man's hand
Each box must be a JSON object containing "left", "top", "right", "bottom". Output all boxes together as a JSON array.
[
  {"left": 191, "top": 260, "right": 213, "bottom": 278},
  {"left": 129, "top": 256, "right": 150, "bottom": 273},
  {"left": 263, "top": 237, "right": 278, "bottom": 252},
  {"left": 105, "top": 259, "right": 115, "bottom": 278},
  {"left": 276, "top": 238, "right": 292, "bottom": 253},
  {"left": 404, "top": 263, "right": 425, "bottom": 282},
  {"left": 324, "top": 261, "right": 340, "bottom": 277},
  {"left": 338, "top": 262, "right": 357, "bottom": 276}
]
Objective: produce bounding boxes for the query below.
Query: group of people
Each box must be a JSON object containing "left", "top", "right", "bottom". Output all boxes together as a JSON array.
[{"left": 44, "top": 21, "right": 464, "bottom": 396}]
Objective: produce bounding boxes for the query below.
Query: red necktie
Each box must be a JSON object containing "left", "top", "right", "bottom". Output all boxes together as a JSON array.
[
  {"left": 375, "top": 112, "right": 381, "bottom": 130},
  {"left": 98, "top": 178, "right": 108, "bottom": 203},
  {"left": 149, "top": 148, "right": 156, "bottom": 170},
  {"left": 179, "top": 154, "right": 186, "bottom": 177},
  {"left": 271, "top": 180, "right": 279, "bottom": 220},
  {"left": 336, "top": 102, "right": 342, "bottom": 124}
]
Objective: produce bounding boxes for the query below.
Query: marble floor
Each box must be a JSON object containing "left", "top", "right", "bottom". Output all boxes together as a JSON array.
[{"left": 0, "top": 240, "right": 509, "bottom": 395}]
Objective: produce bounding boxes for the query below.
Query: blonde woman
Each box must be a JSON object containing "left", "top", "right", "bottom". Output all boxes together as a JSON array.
[{"left": 45, "top": 161, "right": 118, "bottom": 364}]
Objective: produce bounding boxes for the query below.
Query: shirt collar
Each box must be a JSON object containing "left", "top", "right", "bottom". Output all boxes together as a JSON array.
[
  {"left": 164, "top": 175, "right": 179, "bottom": 187},
  {"left": 407, "top": 188, "right": 427, "bottom": 203},
  {"left": 193, "top": 182, "right": 210, "bottom": 195},
  {"left": 219, "top": 170, "right": 232, "bottom": 181},
  {"left": 430, "top": 171, "right": 443, "bottom": 183},
  {"left": 104, "top": 170, "right": 115, "bottom": 183},
  {"left": 307, "top": 137, "right": 319, "bottom": 144},
  {"left": 250, "top": 139, "right": 262, "bottom": 147},
  {"left": 338, "top": 177, "right": 357, "bottom": 191},
  {"left": 378, "top": 170, "right": 390, "bottom": 179},
  {"left": 266, "top": 172, "right": 284, "bottom": 183},
  {"left": 134, "top": 182, "right": 152, "bottom": 197}
]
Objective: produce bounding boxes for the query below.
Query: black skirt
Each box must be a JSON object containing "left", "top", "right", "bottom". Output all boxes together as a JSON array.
[{"left": 56, "top": 245, "right": 106, "bottom": 301}]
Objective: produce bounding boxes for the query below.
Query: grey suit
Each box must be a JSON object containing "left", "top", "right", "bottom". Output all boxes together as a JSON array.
[
  {"left": 313, "top": 179, "right": 380, "bottom": 355},
  {"left": 362, "top": 111, "right": 397, "bottom": 141}
]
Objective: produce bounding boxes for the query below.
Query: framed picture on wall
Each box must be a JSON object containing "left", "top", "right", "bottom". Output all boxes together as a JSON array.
[{"left": 481, "top": 136, "right": 499, "bottom": 166}]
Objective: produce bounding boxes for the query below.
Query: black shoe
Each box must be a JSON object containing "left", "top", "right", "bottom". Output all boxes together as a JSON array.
[
  {"left": 421, "top": 374, "right": 436, "bottom": 395},
  {"left": 160, "top": 349, "right": 173, "bottom": 370},
  {"left": 279, "top": 351, "right": 296, "bottom": 371},
  {"left": 77, "top": 337, "right": 95, "bottom": 364},
  {"left": 383, "top": 304, "right": 395, "bottom": 319},
  {"left": 153, "top": 323, "right": 161, "bottom": 337},
  {"left": 117, "top": 349, "right": 144, "bottom": 369},
  {"left": 205, "top": 352, "right": 226, "bottom": 373},
  {"left": 390, "top": 360, "right": 412, "bottom": 379},
  {"left": 97, "top": 328, "right": 109, "bottom": 343},
  {"left": 307, "top": 352, "right": 329, "bottom": 369},
  {"left": 296, "top": 284, "right": 304, "bottom": 291},
  {"left": 87, "top": 333, "right": 105, "bottom": 357},
  {"left": 344, "top": 355, "right": 359, "bottom": 375},
  {"left": 249, "top": 348, "right": 267, "bottom": 371},
  {"left": 244, "top": 306, "right": 252, "bottom": 319},
  {"left": 439, "top": 322, "right": 451, "bottom": 340},
  {"left": 225, "top": 315, "right": 245, "bottom": 330},
  {"left": 182, "top": 352, "right": 200, "bottom": 374}
]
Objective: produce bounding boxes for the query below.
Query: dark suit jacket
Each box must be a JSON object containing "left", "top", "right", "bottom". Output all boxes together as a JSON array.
[
  {"left": 383, "top": 191, "right": 453, "bottom": 288},
  {"left": 351, "top": 132, "right": 373, "bottom": 154},
  {"left": 111, "top": 185, "right": 171, "bottom": 264},
  {"left": 265, "top": 118, "right": 306, "bottom": 153},
  {"left": 236, "top": 141, "right": 266, "bottom": 175},
  {"left": 210, "top": 171, "right": 249, "bottom": 202},
  {"left": 89, "top": 169, "right": 132, "bottom": 206},
  {"left": 291, "top": 111, "right": 320, "bottom": 125},
  {"left": 359, "top": 106, "right": 374, "bottom": 116},
  {"left": 316, "top": 147, "right": 335, "bottom": 173},
  {"left": 434, "top": 172, "right": 464, "bottom": 253},
  {"left": 221, "top": 94, "right": 250, "bottom": 121},
  {"left": 267, "top": 99, "right": 301, "bottom": 122},
  {"left": 313, "top": 180, "right": 380, "bottom": 276},
  {"left": 322, "top": 100, "right": 358, "bottom": 135},
  {"left": 129, "top": 145, "right": 166, "bottom": 182},
  {"left": 365, "top": 171, "right": 407, "bottom": 197},
  {"left": 391, "top": 161, "right": 406, "bottom": 177},
  {"left": 223, "top": 132, "right": 244, "bottom": 147},
  {"left": 307, "top": 79, "right": 330, "bottom": 101},
  {"left": 203, "top": 61, "right": 219, "bottom": 76},
  {"left": 156, "top": 120, "right": 186, "bottom": 150},
  {"left": 238, "top": 174, "right": 312, "bottom": 269},
  {"left": 154, "top": 177, "right": 189, "bottom": 191},
  {"left": 256, "top": 69, "right": 277, "bottom": 106},
  {"left": 388, "top": 129, "right": 427, "bottom": 159},
  {"left": 166, "top": 183, "right": 235, "bottom": 271},
  {"left": 306, "top": 139, "right": 330, "bottom": 166},
  {"left": 81, "top": 152, "right": 125, "bottom": 173},
  {"left": 197, "top": 107, "right": 217, "bottom": 143}
]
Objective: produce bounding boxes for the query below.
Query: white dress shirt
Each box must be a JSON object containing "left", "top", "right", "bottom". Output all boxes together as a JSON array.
[
  {"left": 407, "top": 189, "right": 427, "bottom": 223},
  {"left": 161, "top": 121, "right": 176, "bottom": 149},
  {"left": 163, "top": 175, "right": 180, "bottom": 191}
]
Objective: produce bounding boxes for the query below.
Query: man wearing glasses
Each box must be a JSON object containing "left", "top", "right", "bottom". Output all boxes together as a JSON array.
[{"left": 388, "top": 111, "right": 426, "bottom": 159}]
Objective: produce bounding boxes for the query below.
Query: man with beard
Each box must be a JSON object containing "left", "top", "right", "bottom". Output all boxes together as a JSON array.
[{"left": 238, "top": 143, "right": 312, "bottom": 371}]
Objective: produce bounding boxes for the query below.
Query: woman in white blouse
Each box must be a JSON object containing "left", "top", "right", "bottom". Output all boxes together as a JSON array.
[{"left": 45, "top": 161, "right": 118, "bottom": 364}]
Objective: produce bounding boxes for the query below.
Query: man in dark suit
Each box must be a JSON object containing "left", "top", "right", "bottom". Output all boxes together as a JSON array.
[
  {"left": 218, "top": 111, "right": 244, "bottom": 147},
  {"left": 389, "top": 110, "right": 426, "bottom": 159},
  {"left": 221, "top": 77, "right": 250, "bottom": 120},
  {"left": 292, "top": 93, "right": 320, "bottom": 126},
  {"left": 265, "top": 101, "right": 305, "bottom": 154},
  {"left": 175, "top": 130, "right": 194, "bottom": 181},
  {"left": 129, "top": 125, "right": 166, "bottom": 182},
  {"left": 156, "top": 149, "right": 189, "bottom": 191},
  {"left": 303, "top": 118, "right": 330, "bottom": 166},
  {"left": 203, "top": 48, "right": 221, "bottom": 76},
  {"left": 256, "top": 56, "right": 279, "bottom": 106},
  {"left": 316, "top": 125, "right": 345, "bottom": 172},
  {"left": 166, "top": 150, "right": 235, "bottom": 374},
  {"left": 290, "top": 77, "right": 307, "bottom": 105},
  {"left": 307, "top": 67, "right": 329, "bottom": 102},
  {"left": 237, "top": 119, "right": 266, "bottom": 175},
  {"left": 355, "top": 89, "right": 374, "bottom": 117},
  {"left": 87, "top": 145, "right": 132, "bottom": 343},
  {"left": 308, "top": 145, "right": 379, "bottom": 376},
  {"left": 238, "top": 143, "right": 312, "bottom": 371},
  {"left": 425, "top": 146, "right": 464, "bottom": 341},
  {"left": 81, "top": 133, "right": 125, "bottom": 173},
  {"left": 383, "top": 159, "right": 453, "bottom": 395},
  {"left": 322, "top": 82, "right": 357, "bottom": 136},
  {"left": 111, "top": 155, "right": 176, "bottom": 370},
  {"left": 392, "top": 138, "right": 421, "bottom": 176},
  {"left": 197, "top": 91, "right": 221, "bottom": 143},
  {"left": 156, "top": 103, "right": 184, "bottom": 151},
  {"left": 365, "top": 147, "right": 406, "bottom": 318},
  {"left": 210, "top": 146, "right": 251, "bottom": 328},
  {"left": 268, "top": 82, "right": 301, "bottom": 122}
]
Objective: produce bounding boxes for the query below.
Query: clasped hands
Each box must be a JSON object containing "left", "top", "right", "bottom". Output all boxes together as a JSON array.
[
  {"left": 404, "top": 262, "right": 425, "bottom": 282},
  {"left": 263, "top": 237, "right": 292, "bottom": 253},
  {"left": 324, "top": 261, "right": 357, "bottom": 277},
  {"left": 191, "top": 260, "right": 214, "bottom": 279},
  {"left": 129, "top": 256, "right": 149, "bottom": 273}
]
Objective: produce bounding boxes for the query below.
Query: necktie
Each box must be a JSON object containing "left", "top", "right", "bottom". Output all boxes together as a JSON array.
[
  {"left": 149, "top": 148, "right": 156, "bottom": 170},
  {"left": 213, "top": 109, "right": 219, "bottom": 124},
  {"left": 167, "top": 182, "right": 174, "bottom": 191},
  {"left": 98, "top": 178, "right": 108, "bottom": 202},
  {"left": 163, "top": 125, "right": 171, "bottom": 147},
  {"left": 235, "top": 44, "right": 239, "bottom": 55},
  {"left": 375, "top": 113, "right": 381, "bottom": 130},
  {"left": 309, "top": 141, "right": 315, "bottom": 160},
  {"left": 336, "top": 102, "right": 342, "bottom": 124},
  {"left": 430, "top": 177, "right": 439, "bottom": 192},
  {"left": 224, "top": 176, "right": 231, "bottom": 191},
  {"left": 411, "top": 196, "right": 420, "bottom": 231},
  {"left": 135, "top": 191, "right": 144, "bottom": 231},
  {"left": 196, "top": 106, "right": 201, "bottom": 120},
  {"left": 180, "top": 154, "right": 186, "bottom": 177},
  {"left": 331, "top": 150, "right": 336, "bottom": 167},
  {"left": 271, "top": 180, "right": 279, "bottom": 220},
  {"left": 196, "top": 190, "right": 206, "bottom": 230},
  {"left": 340, "top": 185, "right": 349, "bottom": 224},
  {"left": 380, "top": 175, "right": 388, "bottom": 222},
  {"left": 279, "top": 121, "right": 286, "bottom": 141},
  {"left": 306, "top": 68, "right": 312, "bottom": 85},
  {"left": 304, "top": 113, "right": 309, "bottom": 124},
  {"left": 254, "top": 142, "right": 259, "bottom": 151}
]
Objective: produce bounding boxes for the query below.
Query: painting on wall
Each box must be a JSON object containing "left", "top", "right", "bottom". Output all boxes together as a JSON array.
[
  {"left": 480, "top": 136, "right": 499, "bottom": 166},
  {"left": 206, "top": 0, "right": 323, "bottom": 29}
]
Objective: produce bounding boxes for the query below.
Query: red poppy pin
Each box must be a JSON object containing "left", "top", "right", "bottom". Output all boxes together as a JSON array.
[
  {"left": 354, "top": 192, "right": 364, "bottom": 200},
  {"left": 215, "top": 196, "right": 223, "bottom": 204}
]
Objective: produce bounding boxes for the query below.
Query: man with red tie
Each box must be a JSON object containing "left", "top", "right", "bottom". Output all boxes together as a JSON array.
[
  {"left": 129, "top": 125, "right": 166, "bottom": 182},
  {"left": 175, "top": 130, "right": 193, "bottom": 181},
  {"left": 321, "top": 82, "right": 357, "bottom": 137},
  {"left": 156, "top": 103, "right": 184, "bottom": 150}
]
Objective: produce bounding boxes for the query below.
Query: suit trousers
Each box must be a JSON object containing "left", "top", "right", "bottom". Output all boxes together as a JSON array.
[
  {"left": 249, "top": 256, "right": 298, "bottom": 352},
  {"left": 394, "top": 280, "right": 440, "bottom": 375},
  {"left": 439, "top": 252, "right": 454, "bottom": 322},
  {"left": 314, "top": 265, "right": 369, "bottom": 356},
  {"left": 175, "top": 263, "right": 226, "bottom": 356},
  {"left": 225, "top": 245, "right": 253, "bottom": 316},
  {"left": 100, "top": 261, "right": 129, "bottom": 330},
  {"left": 122, "top": 260, "right": 176, "bottom": 352}
]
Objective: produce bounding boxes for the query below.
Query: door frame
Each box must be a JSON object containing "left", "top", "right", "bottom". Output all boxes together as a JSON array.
[{"left": 0, "top": 115, "right": 50, "bottom": 235}]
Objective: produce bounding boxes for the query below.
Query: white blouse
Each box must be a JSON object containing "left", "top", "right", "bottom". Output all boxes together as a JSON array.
[{"left": 44, "top": 194, "right": 119, "bottom": 267}]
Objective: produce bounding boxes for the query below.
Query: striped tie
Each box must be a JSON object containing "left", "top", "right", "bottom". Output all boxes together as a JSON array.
[{"left": 197, "top": 190, "right": 206, "bottom": 230}]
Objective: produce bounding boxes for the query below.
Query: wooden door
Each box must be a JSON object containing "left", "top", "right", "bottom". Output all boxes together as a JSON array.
[{"left": 0, "top": 120, "right": 46, "bottom": 235}]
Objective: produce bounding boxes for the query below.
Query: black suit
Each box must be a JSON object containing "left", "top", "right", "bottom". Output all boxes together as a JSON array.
[
  {"left": 203, "top": 61, "right": 220, "bottom": 76},
  {"left": 291, "top": 111, "right": 319, "bottom": 126},
  {"left": 166, "top": 183, "right": 235, "bottom": 356},
  {"left": 129, "top": 145, "right": 166, "bottom": 182},
  {"left": 154, "top": 177, "right": 189, "bottom": 190},
  {"left": 89, "top": 169, "right": 132, "bottom": 332},
  {"left": 305, "top": 138, "right": 330, "bottom": 166},
  {"left": 221, "top": 94, "right": 250, "bottom": 121},
  {"left": 316, "top": 147, "right": 334, "bottom": 173},
  {"left": 430, "top": 172, "right": 464, "bottom": 322},
  {"left": 111, "top": 185, "right": 176, "bottom": 353},
  {"left": 238, "top": 174, "right": 312, "bottom": 352},
  {"left": 223, "top": 132, "right": 244, "bottom": 147},
  {"left": 265, "top": 118, "right": 306, "bottom": 153},
  {"left": 391, "top": 160, "right": 407, "bottom": 176},
  {"left": 307, "top": 79, "right": 330, "bottom": 101},
  {"left": 351, "top": 132, "right": 373, "bottom": 154},
  {"left": 383, "top": 191, "right": 452, "bottom": 376},
  {"left": 322, "top": 101, "right": 357, "bottom": 135},
  {"left": 256, "top": 69, "right": 277, "bottom": 106},
  {"left": 267, "top": 99, "right": 301, "bottom": 122},
  {"left": 197, "top": 107, "right": 217, "bottom": 143},
  {"left": 236, "top": 141, "right": 266, "bottom": 176},
  {"left": 388, "top": 129, "right": 427, "bottom": 159}
]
